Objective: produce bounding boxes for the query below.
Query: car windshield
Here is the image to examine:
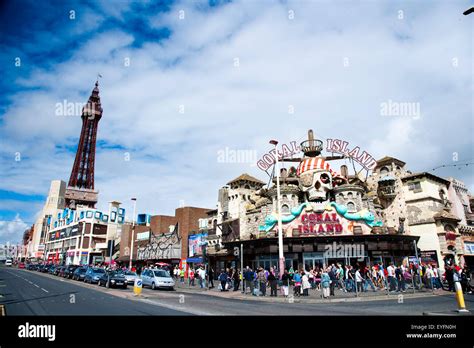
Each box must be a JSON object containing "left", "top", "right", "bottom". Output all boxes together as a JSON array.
[
  {"left": 93, "top": 269, "right": 106, "bottom": 274},
  {"left": 154, "top": 270, "right": 170, "bottom": 278},
  {"left": 78, "top": 268, "right": 86, "bottom": 273},
  {"left": 109, "top": 272, "right": 123, "bottom": 277},
  {"left": 124, "top": 271, "right": 137, "bottom": 276}
]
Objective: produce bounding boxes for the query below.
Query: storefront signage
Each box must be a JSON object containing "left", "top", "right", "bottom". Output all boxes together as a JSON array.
[
  {"left": 298, "top": 212, "right": 343, "bottom": 234},
  {"left": 257, "top": 141, "right": 301, "bottom": 171},
  {"left": 136, "top": 231, "right": 150, "bottom": 241},
  {"left": 419, "top": 250, "right": 439, "bottom": 267},
  {"left": 464, "top": 242, "right": 474, "bottom": 255},
  {"left": 326, "top": 139, "right": 377, "bottom": 170},
  {"left": 256, "top": 137, "right": 377, "bottom": 172}
]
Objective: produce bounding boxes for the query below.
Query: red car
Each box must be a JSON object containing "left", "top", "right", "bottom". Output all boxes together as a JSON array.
[{"left": 18, "top": 262, "right": 25, "bottom": 269}]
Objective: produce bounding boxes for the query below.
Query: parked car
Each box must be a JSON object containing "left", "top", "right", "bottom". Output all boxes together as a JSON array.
[
  {"left": 57, "top": 266, "right": 67, "bottom": 277},
  {"left": 84, "top": 268, "right": 106, "bottom": 284},
  {"left": 18, "top": 262, "right": 26, "bottom": 269},
  {"left": 5, "top": 259, "right": 12, "bottom": 267},
  {"left": 48, "top": 265, "right": 57, "bottom": 275},
  {"left": 26, "top": 264, "right": 38, "bottom": 271},
  {"left": 72, "top": 267, "right": 87, "bottom": 281},
  {"left": 53, "top": 266, "right": 62, "bottom": 275},
  {"left": 122, "top": 271, "right": 140, "bottom": 285},
  {"left": 63, "top": 265, "right": 79, "bottom": 279},
  {"left": 141, "top": 269, "right": 175, "bottom": 290},
  {"left": 98, "top": 271, "right": 128, "bottom": 289}
]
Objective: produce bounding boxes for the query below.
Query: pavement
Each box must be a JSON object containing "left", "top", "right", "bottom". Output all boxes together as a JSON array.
[{"left": 1, "top": 266, "right": 472, "bottom": 315}]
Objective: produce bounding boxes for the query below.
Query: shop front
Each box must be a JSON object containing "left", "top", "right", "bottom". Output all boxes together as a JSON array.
[{"left": 224, "top": 234, "right": 419, "bottom": 271}]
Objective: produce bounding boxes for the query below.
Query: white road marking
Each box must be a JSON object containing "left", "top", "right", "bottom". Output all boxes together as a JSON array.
[
  {"left": 41, "top": 288, "right": 49, "bottom": 293},
  {"left": 33, "top": 284, "right": 40, "bottom": 288}
]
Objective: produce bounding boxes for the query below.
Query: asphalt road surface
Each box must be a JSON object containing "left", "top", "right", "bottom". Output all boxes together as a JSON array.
[{"left": 1, "top": 266, "right": 471, "bottom": 315}]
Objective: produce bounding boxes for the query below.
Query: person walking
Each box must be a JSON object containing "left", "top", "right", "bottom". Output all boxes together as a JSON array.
[
  {"left": 218, "top": 269, "right": 228, "bottom": 291},
  {"left": 293, "top": 271, "right": 302, "bottom": 297},
  {"left": 232, "top": 268, "right": 240, "bottom": 291},
  {"left": 243, "top": 266, "right": 255, "bottom": 295},
  {"left": 208, "top": 267, "right": 215, "bottom": 289},
  {"left": 355, "top": 267, "right": 364, "bottom": 293},
  {"left": 189, "top": 268, "right": 195, "bottom": 287},
  {"left": 198, "top": 266, "right": 206, "bottom": 288},
  {"left": 302, "top": 271, "right": 311, "bottom": 296},
  {"left": 179, "top": 267, "right": 185, "bottom": 285},
  {"left": 387, "top": 263, "right": 396, "bottom": 292},
  {"left": 268, "top": 268, "right": 278, "bottom": 297},
  {"left": 321, "top": 268, "right": 331, "bottom": 299},
  {"left": 257, "top": 267, "right": 267, "bottom": 296},
  {"left": 281, "top": 269, "right": 290, "bottom": 297},
  {"left": 328, "top": 266, "right": 337, "bottom": 296}
]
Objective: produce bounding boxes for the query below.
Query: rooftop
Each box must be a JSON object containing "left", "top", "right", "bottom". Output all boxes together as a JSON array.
[
  {"left": 401, "top": 172, "right": 450, "bottom": 187},
  {"left": 227, "top": 173, "right": 265, "bottom": 186}
]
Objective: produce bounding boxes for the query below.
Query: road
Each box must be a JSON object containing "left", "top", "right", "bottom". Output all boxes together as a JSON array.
[{"left": 0, "top": 266, "right": 471, "bottom": 315}]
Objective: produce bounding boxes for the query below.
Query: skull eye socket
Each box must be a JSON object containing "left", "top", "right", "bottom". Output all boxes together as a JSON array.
[
  {"left": 320, "top": 173, "right": 330, "bottom": 184},
  {"left": 300, "top": 173, "right": 313, "bottom": 187}
]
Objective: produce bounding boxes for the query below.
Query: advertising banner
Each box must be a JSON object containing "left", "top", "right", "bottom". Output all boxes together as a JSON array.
[{"left": 188, "top": 233, "right": 207, "bottom": 258}]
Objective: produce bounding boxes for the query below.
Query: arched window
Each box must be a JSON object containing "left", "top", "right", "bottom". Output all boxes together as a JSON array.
[
  {"left": 380, "top": 166, "right": 390, "bottom": 175},
  {"left": 347, "top": 192, "right": 353, "bottom": 199},
  {"left": 444, "top": 224, "right": 455, "bottom": 233},
  {"left": 281, "top": 204, "right": 290, "bottom": 214},
  {"left": 347, "top": 202, "right": 356, "bottom": 212},
  {"left": 244, "top": 185, "right": 250, "bottom": 189}
]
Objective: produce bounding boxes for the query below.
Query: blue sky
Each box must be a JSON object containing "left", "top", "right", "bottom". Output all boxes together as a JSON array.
[{"left": 0, "top": 0, "right": 472, "bottom": 244}]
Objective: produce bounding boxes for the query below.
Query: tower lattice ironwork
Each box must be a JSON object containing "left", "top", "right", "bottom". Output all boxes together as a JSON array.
[{"left": 65, "top": 81, "right": 102, "bottom": 208}]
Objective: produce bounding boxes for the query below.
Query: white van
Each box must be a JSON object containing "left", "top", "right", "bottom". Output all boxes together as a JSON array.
[{"left": 5, "top": 259, "right": 12, "bottom": 266}]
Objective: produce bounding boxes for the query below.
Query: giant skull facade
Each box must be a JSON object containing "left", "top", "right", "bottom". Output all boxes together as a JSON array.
[{"left": 297, "top": 157, "right": 339, "bottom": 212}]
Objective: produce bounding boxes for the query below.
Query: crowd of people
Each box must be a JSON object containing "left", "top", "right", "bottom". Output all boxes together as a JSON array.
[
  {"left": 117, "top": 260, "right": 472, "bottom": 298},
  {"left": 199, "top": 262, "right": 473, "bottom": 299}
]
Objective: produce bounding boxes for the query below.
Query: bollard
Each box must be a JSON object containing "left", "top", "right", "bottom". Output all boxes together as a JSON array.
[
  {"left": 454, "top": 281, "right": 469, "bottom": 313},
  {"left": 133, "top": 278, "right": 142, "bottom": 296}
]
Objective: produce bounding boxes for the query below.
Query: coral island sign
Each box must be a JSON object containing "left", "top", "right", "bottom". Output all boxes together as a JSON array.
[
  {"left": 256, "top": 138, "right": 377, "bottom": 171},
  {"left": 326, "top": 139, "right": 376, "bottom": 170}
]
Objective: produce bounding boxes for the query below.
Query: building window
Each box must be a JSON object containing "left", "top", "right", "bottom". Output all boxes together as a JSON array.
[
  {"left": 444, "top": 224, "right": 455, "bottom": 233},
  {"left": 281, "top": 204, "right": 290, "bottom": 214},
  {"left": 347, "top": 202, "right": 356, "bottom": 212},
  {"left": 380, "top": 166, "right": 389, "bottom": 175},
  {"left": 408, "top": 182, "right": 422, "bottom": 192}
]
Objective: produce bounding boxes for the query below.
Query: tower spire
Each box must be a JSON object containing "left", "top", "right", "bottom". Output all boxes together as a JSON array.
[{"left": 65, "top": 80, "right": 103, "bottom": 208}]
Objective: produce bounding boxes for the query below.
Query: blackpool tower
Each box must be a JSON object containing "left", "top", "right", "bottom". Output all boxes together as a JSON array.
[{"left": 64, "top": 81, "right": 102, "bottom": 208}]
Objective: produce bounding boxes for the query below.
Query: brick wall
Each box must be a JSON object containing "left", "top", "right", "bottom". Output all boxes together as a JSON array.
[
  {"left": 119, "top": 207, "right": 211, "bottom": 261},
  {"left": 175, "top": 207, "right": 211, "bottom": 259}
]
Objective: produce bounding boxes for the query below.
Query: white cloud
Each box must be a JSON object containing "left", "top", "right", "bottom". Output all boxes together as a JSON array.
[{"left": 0, "top": 214, "right": 28, "bottom": 244}]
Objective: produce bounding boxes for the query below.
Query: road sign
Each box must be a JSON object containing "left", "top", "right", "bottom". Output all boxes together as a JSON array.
[{"left": 134, "top": 279, "right": 142, "bottom": 296}]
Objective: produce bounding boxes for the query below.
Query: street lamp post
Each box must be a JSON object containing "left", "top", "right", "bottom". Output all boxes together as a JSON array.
[
  {"left": 270, "top": 139, "right": 285, "bottom": 278},
  {"left": 129, "top": 198, "right": 137, "bottom": 270}
]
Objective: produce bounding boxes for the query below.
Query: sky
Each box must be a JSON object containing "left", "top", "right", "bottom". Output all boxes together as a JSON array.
[{"left": 0, "top": 0, "right": 472, "bottom": 245}]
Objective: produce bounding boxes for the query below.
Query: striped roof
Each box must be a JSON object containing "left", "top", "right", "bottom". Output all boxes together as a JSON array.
[{"left": 296, "top": 157, "right": 346, "bottom": 183}]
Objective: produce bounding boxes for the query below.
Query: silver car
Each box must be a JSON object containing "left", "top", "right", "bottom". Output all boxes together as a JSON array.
[
  {"left": 141, "top": 269, "right": 175, "bottom": 290},
  {"left": 122, "top": 271, "right": 140, "bottom": 285}
]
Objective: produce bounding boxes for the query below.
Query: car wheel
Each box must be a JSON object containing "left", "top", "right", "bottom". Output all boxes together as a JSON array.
[{"left": 151, "top": 282, "right": 156, "bottom": 290}]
